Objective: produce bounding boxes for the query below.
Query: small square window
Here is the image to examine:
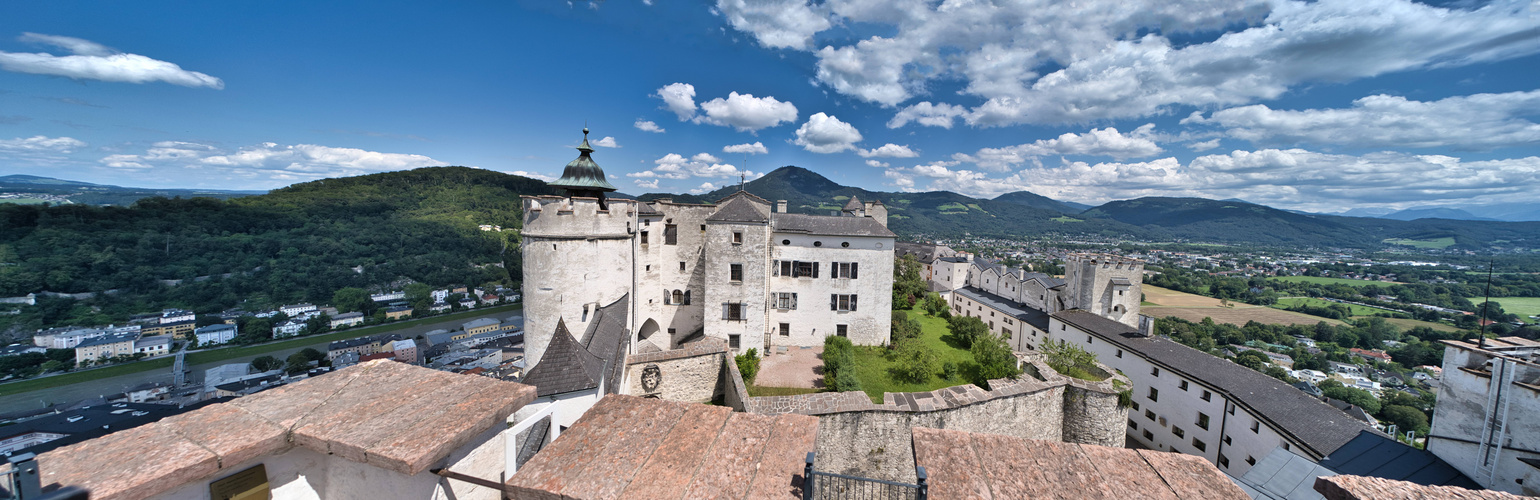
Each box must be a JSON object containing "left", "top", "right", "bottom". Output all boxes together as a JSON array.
[
  {"left": 1201, "top": 390, "right": 1212, "bottom": 402},
  {"left": 1246, "top": 456, "right": 1256, "bottom": 466},
  {"left": 1142, "top": 430, "right": 1153, "bottom": 441},
  {"left": 730, "top": 263, "right": 743, "bottom": 282},
  {"left": 1197, "top": 413, "right": 1210, "bottom": 430},
  {"left": 1219, "top": 454, "right": 1230, "bottom": 468},
  {"left": 1115, "top": 349, "right": 1123, "bottom": 358},
  {"left": 1283, "top": 443, "right": 1290, "bottom": 451},
  {"left": 732, "top": 232, "right": 743, "bottom": 244},
  {"left": 1192, "top": 438, "right": 1207, "bottom": 452},
  {"left": 1130, "top": 401, "right": 1140, "bottom": 411},
  {"left": 1250, "top": 421, "right": 1260, "bottom": 434},
  {"left": 779, "top": 323, "right": 790, "bottom": 336},
  {"left": 1129, "top": 420, "right": 1138, "bottom": 430},
  {"left": 836, "top": 324, "right": 848, "bottom": 337},
  {"left": 1223, "top": 435, "right": 1232, "bottom": 446},
  {"left": 1152, "top": 367, "right": 1160, "bottom": 377},
  {"left": 679, "top": 262, "right": 686, "bottom": 271},
  {"left": 728, "top": 334, "right": 740, "bottom": 349},
  {"left": 1148, "top": 387, "right": 1159, "bottom": 402},
  {"left": 1179, "top": 380, "right": 1189, "bottom": 391},
  {"left": 700, "top": 224, "right": 706, "bottom": 232},
  {"left": 1145, "top": 410, "right": 1156, "bottom": 421},
  {"left": 1172, "top": 426, "right": 1184, "bottom": 438}
]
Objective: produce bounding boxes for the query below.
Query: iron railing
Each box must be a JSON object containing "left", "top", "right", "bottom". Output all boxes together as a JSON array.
[{"left": 802, "top": 452, "right": 927, "bottom": 500}]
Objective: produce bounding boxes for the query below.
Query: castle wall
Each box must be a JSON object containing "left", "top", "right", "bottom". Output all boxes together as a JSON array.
[
  {"left": 622, "top": 342, "right": 727, "bottom": 403},
  {"left": 634, "top": 203, "right": 715, "bottom": 350},
  {"left": 767, "top": 233, "right": 893, "bottom": 347},
  {"left": 520, "top": 196, "right": 635, "bottom": 371},
  {"left": 1064, "top": 254, "right": 1145, "bottom": 327}
]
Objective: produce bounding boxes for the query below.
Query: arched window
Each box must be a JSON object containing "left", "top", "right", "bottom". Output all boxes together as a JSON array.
[
  {"left": 672, "top": 290, "right": 684, "bottom": 304},
  {"left": 664, "top": 289, "right": 672, "bottom": 305},
  {"left": 683, "top": 290, "right": 692, "bottom": 305}
]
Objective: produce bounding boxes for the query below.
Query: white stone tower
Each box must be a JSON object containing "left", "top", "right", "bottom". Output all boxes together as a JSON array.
[
  {"left": 521, "top": 128, "right": 635, "bottom": 371},
  {"left": 1063, "top": 253, "right": 1145, "bottom": 327}
]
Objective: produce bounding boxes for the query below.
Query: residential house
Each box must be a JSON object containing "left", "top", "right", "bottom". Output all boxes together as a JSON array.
[
  {"left": 1350, "top": 348, "right": 1392, "bottom": 363},
  {"left": 133, "top": 335, "right": 172, "bottom": 357},
  {"left": 271, "top": 319, "right": 306, "bottom": 338},
  {"left": 160, "top": 309, "right": 195, "bottom": 324},
  {"left": 0, "top": 344, "right": 46, "bottom": 357},
  {"left": 330, "top": 311, "right": 365, "bottom": 329},
  {"left": 194, "top": 324, "right": 237, "bottom": 346},
  {"left": 74, "top": 332, "right": 139, "bottom": 367},
  {"left": 280, "top": 303, "right": 317, "bottom": 317},
  {"left": 370, "top": 291, "right": 405, "bottom": 302},
  {"left": 392, "top": 339, "right": 418, "bottom": 364},
  {"left": 386, "top": 306, "right": 413, "bottom": 320},
  {"left": 457, "top": 298, "right": 477, "bottom": 309},
  {"left": 462, "top": 317, "right": 501, "bottom": 336}
]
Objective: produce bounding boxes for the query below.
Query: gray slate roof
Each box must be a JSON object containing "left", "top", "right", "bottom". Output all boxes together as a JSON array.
[
  {"left": 770, "top": 213, "right": 896, "bottom": 237},
  {"left": 1319, "top": 431, "right": 1478, "bottom": 488},
  {"left": 705, "top": 194, "right": 770, "bottom": 223},
  {"left": 955, "top": 286, "right": 1050, "bottom": 330},
  {"left": 1052, "top": 310, "right": 1376, "bottom": 460},
  {"left": 895, "top": 241, "right": 956, "bottom": 264},
  {"left": 74, "top": 332, "right": 138, "bottom": 349},
  {"left": 842, "top": 195, "right": 863, "bottom": 211},
  {"left": 521, "top": 294, "right": 631, "bottom": 397}
]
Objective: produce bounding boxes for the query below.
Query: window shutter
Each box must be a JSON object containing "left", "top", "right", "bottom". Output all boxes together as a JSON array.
[
  {"left": 813, "top": 262, "right": 820, "bottom": 278},
  {"left": 831, "top": 294, "right": 837, "bottom": 311},
  {"left": 684, "top": 290, "right": 692, "bottom": 305},
  {"left": 851, "top": 263, "right": 858, "bottom": 279},
  {"left": 851, "top": 295, "right": 858, "bottom": 311},
  {"left": 722, "top": 303, "right": 730, "bottom": 320},
  {"left": 664, "top": 289, "right": 671, "bottom": 305},
  {"left": 831, "top": 262, "right": 838, "bottom": 278},
  {"left": 772, "top": 260, "right": 779, "bottom": 276},
  {"left": 791, "top": 293, "right": 798, "bottom": 310}
]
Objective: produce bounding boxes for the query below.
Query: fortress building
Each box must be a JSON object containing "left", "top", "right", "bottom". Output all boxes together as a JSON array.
[{"left": 520, "top": 129, "right": 896, "bottom": 373}]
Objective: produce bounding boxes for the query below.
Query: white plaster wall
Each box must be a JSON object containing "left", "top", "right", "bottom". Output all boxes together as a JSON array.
[
  {"left": 1428, "top": 346, "right": 1540, "bottom": 495},
  {"left": 521, "top": 197, "right": 636, "bottom": 371},
  {"left": 1064, "top": 257, "right": 1144, "bottom": 327},
  {"left": 703, "top": 221, "right": 772, "bottom": 353},
  {"left": 933, "top": 260, "right": 968, "bottom": 292},
  {"left": 634, "top": 204, "right": 715, "bottom": 350},
  {"left": 766, "top": 233, "right": 893, "bottom": 347}
]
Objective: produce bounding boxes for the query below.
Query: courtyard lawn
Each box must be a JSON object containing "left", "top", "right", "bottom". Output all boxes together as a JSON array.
[
  {"left": 747, "top": 385, "right": 823, "bottom": 397},
  {"left": 847, "top": 305, "right": 977, "bottom": 403}
]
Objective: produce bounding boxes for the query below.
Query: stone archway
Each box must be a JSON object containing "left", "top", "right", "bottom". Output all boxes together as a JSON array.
[{"left": 637, "top": 318, "right": 661, "bottom": 351}]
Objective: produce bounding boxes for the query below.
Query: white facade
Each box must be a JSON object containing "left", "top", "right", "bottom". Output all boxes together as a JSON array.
[
  {"left": 1427, "top": 338, "right": 1540, "bottom": 495},
  {"left": 195, "top": 324, "right": 237, "bottom": 345},
  {"left": 280, "top": 303, "right": 317, "bottom": 317},
  {"left": 160, "top": 309, "right": 195, "bottom": 324},
  {"left": 272, "top": 320, "right": 306, "bottom": 338}
]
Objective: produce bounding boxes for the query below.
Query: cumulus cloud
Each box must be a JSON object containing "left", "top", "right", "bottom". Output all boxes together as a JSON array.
[
  {"left": 1187, "top": 139, "right": 1222, "bottom": 152},
  {"left": 0, "top": 33, "right": 224, "bottom": 89},
  {"left": 95, "top": 140, "right": 446, "bottom": 184},
  {"left": 591, "top": 136, "right": 621, "bottom": 148},
  {"left": 953, "top": 125, "right": 1162, "bottom": 171},
  {"left": 689, "top": 182, "right": 718, "bottom": 195},
  {"left": 651, "top": 83, "right": 799, "bottom": 132},
  {"left": 720, "top": 0, "right": 1540, "bottom": 126},
  {"left": 634, "top": 119, "right": 666, "bottom": 133},
  {"left": 1186, "top": 90, "right": 1540, "bottom": 150},
  {"left": 723, "top": 141, "right": 769, "bottom": 154},
  {"left": 792, "top": 112, "right": 862, "bottom": 153},
  {"left": 511, "top": 170, "right": 557, "bottom": 182},
  {"left": 887, "top": 102, "right": 967, "bottom": 129},
  {"left": 715, "top": 0, "right": 830, "bottom": 49},
  {"left": 865, "top": 159, "right": 889, "bottom": 168},
  {"left": 634, "top": 178, "right": 660, "bottom": 189},
  {"left": 857, "top": 143, "right": 919, "bottom": 158},
  {"left": 627, "top": 152, "right": 762, "bottom": 184},
  {"left": 887, "top": 147, "right": 1540, "bottom": 212}
]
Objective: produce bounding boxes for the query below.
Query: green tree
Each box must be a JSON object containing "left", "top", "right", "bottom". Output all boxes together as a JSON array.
[
  {"left": 39, "top": 360, "right": 64, "bottom": 373},
  {"left": 892, "top": 254, "right": 926, "bottom": 309},
  {"left": 285, "top": 352, "right": 314, "bottom": 374},
  {"left": 332, "top": 287, "right": 372, "bottom": 314},
  {"left": 922, "top": 292, "right": 948, "bottom": 317},
  {"left": 1234, "top": 350, "right": 1270, "bottom": 371},
  {"left": 250, "top": 355, "right": 283, "bottom": 372},
  {"left": 305, "top": 313, "right": 331, "bottom": 336},
  {"left": 1042, "top": 339, "right": 1100, "bottom": 380},
  {"left": 890, "top": 338, "right": 938, "bottom": 384},
  {"left": 1381, "top": 405, "right": 1430, "bottom": 435},
  {"left": 891, "top": 311, "right": 922, "bottom": 344},
  {"left": 1322, "top": 385, "right": 1382, "bottom": 415},
  {"left": 406, "top": 283, "right": 434, "bottom": 311},
  {"left": 972, "top": 332, "right": 1020, "bottom": 385},
  {"left": 946, "top": 315, "right": 988, "bottom": 348}
]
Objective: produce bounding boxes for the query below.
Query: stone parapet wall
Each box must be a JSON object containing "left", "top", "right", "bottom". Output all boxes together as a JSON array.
[
  {"left": 623, "top": 339, "right": 729, "bottom": 403},
  {"left": 744, "top": 359, "right": 1130, "bottom": 482}
]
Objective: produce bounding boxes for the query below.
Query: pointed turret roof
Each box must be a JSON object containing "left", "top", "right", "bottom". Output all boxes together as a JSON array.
[
  {"left": 842, "top": 195, "right": 863, "bottom": 212},
  {"left": 548, "top": 128, "right": 618, "bottom": 193},
  {"left": 521, "top": 318, "right": 603, "bottom": 397}
]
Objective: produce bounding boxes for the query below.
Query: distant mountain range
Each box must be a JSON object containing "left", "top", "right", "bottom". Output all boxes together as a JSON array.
[
  {"left": 7, "top": 169, "right": 1540, "bottom": 251},
  {"left": 0, "top": 174, "right": 263, "bottom": 205}
]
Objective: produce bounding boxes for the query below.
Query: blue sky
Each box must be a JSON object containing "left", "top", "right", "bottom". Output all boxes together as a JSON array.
[{"left": 1, "top": 0, "right": 1538, "bottom": 213}]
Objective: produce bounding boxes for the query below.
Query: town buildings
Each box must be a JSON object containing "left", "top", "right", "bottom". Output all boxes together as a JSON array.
[{"left": 194, "top": 324, "right": 237, "bottom": 346}]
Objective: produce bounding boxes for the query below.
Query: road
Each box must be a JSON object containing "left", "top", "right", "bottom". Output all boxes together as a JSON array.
[{"left": 0, "top": 311, "right": 522, "bottom": 413}]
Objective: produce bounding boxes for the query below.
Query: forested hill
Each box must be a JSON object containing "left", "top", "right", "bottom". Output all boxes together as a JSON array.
[
  {"left": 0, "top": 167, "right": 554, "bottom": 333},
  {"left": 638, "top": 166, "right": 1153, "bottom": 240},
  {"left": 0, "top": 174, "right": 262, "bottom": 205}
]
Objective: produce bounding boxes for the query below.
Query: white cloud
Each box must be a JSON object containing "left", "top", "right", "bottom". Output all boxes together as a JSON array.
[
  {"left": 96, "top": 141, "right": 446, "bottom": 183},
  {"left": 715, "top": 0, "right": 830, "bottom": 49},
  {"left": 1187, "top": 90, "right": 1540, "bottom": 150},
  {"left": 511, "top": 170, "right": 557, "bottom": 182},
  {"left": 953, "top": 125, "right": 1162, "bottom": 171},
  {"left": 654, "top": 83, "right": 698, "bottom": 120},
  {"left": 721, "top": 0, "right": 1540, "bottom": 126},
  {"left": 0, "top": 135, "right": 85, "bottom": 153},
  {"left": 634, "top": 119, "right": 666, "bottom": 133},
  {"left": 695, "top": 92, "right": 798, "bottom": 132},
  {"left": 887, "top": 102, "right": 967, "bottom": 129},
  {"left": 689, "top": 182, "right": 718, "bottom": 195},
  {"left": 627, "top": 152, "right": 762, "bottom": 183},
  {"left": 723, "top": 141, "right": 769, "bottom": 154},
  {"left": 857, "top": 143, "right": 919, "bottom": 158},
  {"left": 634, "top": 178, "right": 660, "bottom": 189},
  {"left": 0, "top": 33, "right": 223, "bottom": 89},
  {"left": 865, "top": 159, "right": 889, "bottom": 168},
  {"left": 591, "top": 136, "right": 621, "bottom": 148},
  {"left": 1187, "top": 139, "right": 1222, "bottom": 152},
  {"left": 792, "top": 112, "right": 862, "bottom": 153},
  {"left": 652, "top": 83, "right": 798, "bottom": 132}
]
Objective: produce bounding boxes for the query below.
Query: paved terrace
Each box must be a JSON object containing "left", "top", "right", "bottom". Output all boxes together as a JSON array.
[{"left": 2, "top": 360, "right": 535, "bottom": 500}]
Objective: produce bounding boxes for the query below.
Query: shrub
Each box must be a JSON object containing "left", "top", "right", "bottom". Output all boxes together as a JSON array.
[
  {"left": 922, "top": 293, "right": 948, "bottom": 317},
  {"left": 735, "top": 348, "right": 761, "bottom": 385},
  {"left": 832, "top": 367, "right": 863, "bottom": 393},
  {"left": 891, "top": 311, "right": 922, "bottom": 344},
  {"left": 972, "top": 332, "right": 1020, "bottom": 384},
  {"left": 822, "top": 335, "right": 855, "bottom": 386},
  {"left": 889, "top": 338, "right": 938, "bottom": 384},
  {"left": 941, "top": 361, "right": 959, "bottom": 381}
]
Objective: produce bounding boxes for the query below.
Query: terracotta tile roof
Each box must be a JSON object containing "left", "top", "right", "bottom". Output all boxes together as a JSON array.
[
  {"left": 1313, "top": 475, "right": 1523, "bottom": 499},
  {"left": 505, "top": 394, "right": 819, "bottom": 499},
  {"left": 24, "top": 360, "right": 534, "bottom": 500},
  {"left": 1053, "top": 310, "right": 1377, "bottom": 459},
  {"left": 912, "top": 427, "right": 1248, "bottom": 499}
]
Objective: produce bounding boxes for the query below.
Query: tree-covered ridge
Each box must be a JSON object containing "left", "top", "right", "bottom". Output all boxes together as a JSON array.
[{"left": 0, "top": 167, "right": 553, "bottom": 334}]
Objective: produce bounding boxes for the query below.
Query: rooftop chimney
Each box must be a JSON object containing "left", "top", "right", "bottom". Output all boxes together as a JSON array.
[{"left": 776, "top": 200, "right": 787, "bottom": 213}]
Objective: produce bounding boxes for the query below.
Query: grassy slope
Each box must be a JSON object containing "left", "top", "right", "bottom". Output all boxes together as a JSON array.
[
  {"left": 1492, "top": 297, "right": 1540, "bottom": 319},
  {"left": 1273, "top": 297, "right": 1387, "bottom": 316},
  {"left": 1268, "top": 276, "right": 1396, "bottom": 287},
  {"left": 848, "top": 305, "right": 976, "bottom": 402},
  {"left": 0, "top": 304, "right": 521, "bottom": 396}
]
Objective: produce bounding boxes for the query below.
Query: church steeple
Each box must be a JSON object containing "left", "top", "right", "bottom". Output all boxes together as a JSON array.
[{"left": 549, "top": 127, "right": 619, "bottom": 208}]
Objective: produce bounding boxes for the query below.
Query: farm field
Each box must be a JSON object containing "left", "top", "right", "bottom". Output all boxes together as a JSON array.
[
  {"left": 1142, "top": 285, "right": 1344, "bottom": 327},
  {"left": 1383, "top": 237, "right": 1456, "bottom": 249},
  {"left": 1357, "top": 316, "right": 1462, "bottom": 333},
  {"left": 1492, "top": 297, "right": 1540, "bottom": 319},
  {"left": 1273, "top": 297, "right": 1389, "bottom": 316},
  {"left": 1267, "top": 276, "right": 1400, "bottom": 287}
]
